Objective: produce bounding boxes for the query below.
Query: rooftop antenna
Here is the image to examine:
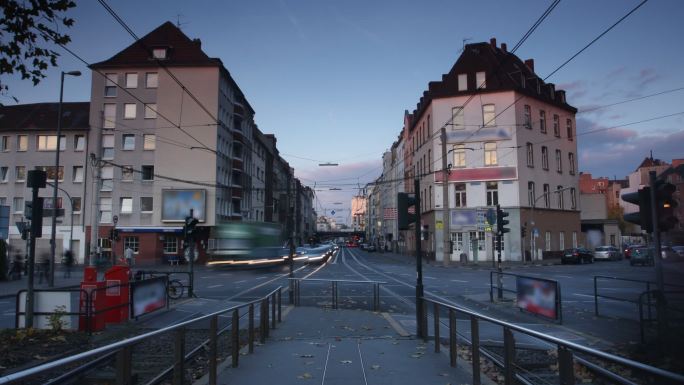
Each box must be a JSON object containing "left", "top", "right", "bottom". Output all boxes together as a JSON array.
[
  {"left": 462, "top": 37, "right": 472, "bottom": 51},
  {"left": 176, "top": 14, "right": 189, "bottom": 29},
  {"left": 650, "top": 149, "right": 653, "bottom": 160}
]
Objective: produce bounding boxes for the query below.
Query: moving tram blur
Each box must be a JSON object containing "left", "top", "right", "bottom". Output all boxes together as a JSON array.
[{"left": 206, "top": 222, "right": 287, "bottom": 267}]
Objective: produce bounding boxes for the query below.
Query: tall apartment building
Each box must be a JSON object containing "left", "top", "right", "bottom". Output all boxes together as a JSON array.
[
  {"left": 398, "top": 38, "right": 580, "bottom": 262},
  {"left": 351, "top": 195, "right": 367, "bottom": 232},
  {"left": 0, "top": 103, "right": 90, "bottom": 262}
]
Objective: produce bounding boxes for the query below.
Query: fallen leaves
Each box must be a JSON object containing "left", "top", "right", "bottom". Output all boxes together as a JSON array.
[
  {"left": 297, "top": 372, "right": 313, "bottom": 380},
  {"left": 340, "top": 360, "right": 352, "bottom": 364}
]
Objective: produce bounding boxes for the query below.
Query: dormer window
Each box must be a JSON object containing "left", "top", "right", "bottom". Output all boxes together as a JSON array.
[
  {"left": 152, "top": 48, "right": 167, "bottom": 59},
  {"left": 476, "top": 71, "right": 486, "bottom": 89}
]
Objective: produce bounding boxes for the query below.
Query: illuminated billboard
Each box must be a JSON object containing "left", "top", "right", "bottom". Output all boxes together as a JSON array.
[{"left": 161, "top": 189, "right": 206, "bottom": 222}]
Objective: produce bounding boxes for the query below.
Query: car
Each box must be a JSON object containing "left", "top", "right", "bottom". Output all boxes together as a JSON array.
[
  {"left": 366, "top": 244, "right": 376, "bottom": 252},
  {"left": 629, "top": 246, "right": 654, "bottom": 266},
  {"left": 593, "top": 245, "right": 621, "bottom": 261},
  {"left": 561, "top": 248, "right": 594, "bottom": 264},
  {"left": 672, "top": 246, "right": 684, "bottom": 259}
]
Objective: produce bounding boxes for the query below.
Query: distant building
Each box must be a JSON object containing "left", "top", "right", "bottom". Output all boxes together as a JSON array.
[
  {"left": 579, "top": 172, "right": 610, "bottom": 195},
  {"left": 351, "top": 195, "right": 367, "bottom": 232}
]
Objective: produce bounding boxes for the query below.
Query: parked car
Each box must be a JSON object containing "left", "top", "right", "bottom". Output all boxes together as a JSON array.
[
  {"left": 624, "top": 245, "right": 642, "bottom": 259},
  {"left": 366, "top": 244, "right": 377, "bottom": 252},
  {"left": 672, "top": 246, "right": 684, "bottom": 259},
  {"left": 593, "top": 245, "right": 621, "bottom": 261},
  {"left": 561, "top": 248, "right": 594, "bottom": 264},
  {"left": 629, "top": 246, "right": 654, "bottom": 266}
]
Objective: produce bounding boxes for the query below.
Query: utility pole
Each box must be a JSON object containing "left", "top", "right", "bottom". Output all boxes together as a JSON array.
[
  {"left": 288, "top": 178, "right": 295, "bottom": 304},
  {"left": 414, "top": 178, "right": 424, "bottom": 337},
  {"left": 89, "top": 111, "right": 104, "bottom": 266},
  {"left": 440, "top": 127, "right": 450, "bottom": 266}
]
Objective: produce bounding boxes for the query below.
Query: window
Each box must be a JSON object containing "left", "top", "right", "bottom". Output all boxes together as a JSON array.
[
  {"left": 0, "top": 167, "right": 8, "bottom": 182},
  {"left": 152, "top": 48, "right": 167, "bottom": 59},
  {"left": 451, "top": 106, "right": 464, "bottom": 129},
  {"left": 37, "top": 135, "right": 64, "bottom": 151},
  {"left": 102, "top": 134, "right": 115, "bottom": 159},
  {"left": 0, "top": 197, "right": 5, "bottom": 206},
  {"left": 553, "top": 114, "right": 560, "bottom": 137},
  {"left": 163, "top": 237, "right": 178, "bottom": 254},
  {"left": 123, "top": 103, "right": 136, "bottom": 119},
  {"left": 458, "top": 74, "right": 467, "bottom": 91},
  {"left": 484, "top": 142, "right": 497, "bottom": 165},
  {"left": 545, "top": 231, "right": 551, "bottom": 251},
  {"left": 74, "top": 135, "right": 85, "bottom": 151},
  {"left": 523, "top": 105, "right": 531, "bottom": 128},
  {"left": 124, "top": 236, "right": 140, "bottom": 253},
  {"left": 125, "top": 73, "right": 138, "bottom": 88},
  {"left": 17, "top": 135, "right": 28, "bottom": 151},
  {"left": 122, "top": 134, "right": 135, "bottom": 150},
  {"left": 142, "top": 165, "right": 154, "bottom": 181},
  {"left": 141, "top": 197, "right": 153, "bottom": 212},
  {"left": 144, "top": 103, "right": 157, "bottom": 119},
  {"left": 146, "top": 72, "right": 158, "bottom": 88},
  {"left": 454, "top": 183, "right": 466, "bottom": 207},
  {"left": 44, "top": 197, "right": 62, "bottom": 210},
  {"left": 486, "top": 181, "right": 498, "bottom": 206},
  {"left": 101, "top": 166, "right": 113, "bottom": 191},
  {"left": 528, "top": 182, "right": 535, "bottom": 206},
  {"left": 572, "top": 231, "right": 578, "bottom": 248},
  {"left": 143, "top": 134, "right": 156, "bottom": 150},
  {"left": 1, "top": 136, "right": 9, "bottom": 151},
  {"left": 543, "top": 184, "right": 550, "bottom": 208},
  {"left": 122, "top": 166, "right": 134, "bottom": 181},
  {"left": 526, "top": 142, "right": 534, "bottom": 167},
  {"left": 105, "top": 73, "right": 117, "bottom": 97},
  {"left": 100, "top": 197, "right": 112, "bottom": 223},
  {"left": 13, "top": 197, "right": 24, "bottom": 213},
  {"left": 15, "top": 166, "right": 26, "bottom": 182},
  {"left": 37, "top": 166, "right": 64, "bottom": 181},
  {"left": 539, "top": 110, "right": 546, "bottom": 133},
  {"left": 541, "top": 146, "right": 549, "bottom": 170},
  {"left": 482, "top": 104, "right": 496, "bottom": 127},
  {"left": 120, "top": 197, "right": 133, "bottom": 213},
  {"left": 72, "top": 166, "right": 84, "bottom": 183},
  {"left": 453, "top": 144, "right": 466, "bottom": 167},
  {"left": 103, "top": 104, "right": 116, "bottom": 129},
  {"left": 559, "top": 232, "right": 565, "bottom": 250},
  {"left": 557, "top": 185, "right": 564, "bottom": 209},
  {"left": 555, "top": 149, "right": 562, "bottom": 173},
  {"left": 570, "top": 188, "right": 577, "bottom": 209},
  {"left": 568, "top": 152, "right": 576, "bottom": 175},
  {"left": 476, "top": 71, "right": 486, "bottom": 89},
  {"left": 566, "top": 119, "right": 573, "bottom": 141},
  {"left": 72, "top": 197, "right": 82, "bottom": 213}
]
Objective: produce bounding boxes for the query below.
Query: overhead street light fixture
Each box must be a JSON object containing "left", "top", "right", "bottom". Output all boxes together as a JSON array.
[
  {"left": 329, "top": 188, "right": 341, "bottom": 191},
  {"left": 319, "top": 162, "right": 339, "bottom": 166}
]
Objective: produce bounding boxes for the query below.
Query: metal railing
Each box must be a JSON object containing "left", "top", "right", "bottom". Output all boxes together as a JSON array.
[
  {"left": 593, "top": 275, "right": 658, "bottom": 318},
  {"left": 0, "top": 286, "right": 283, "bottom": 385},
  {"left": 135, "top": 270, "right": 192, "bottom": 298},
  {"left": 421, "top": 296, "right": 684, "bottom": 385},
  {"left": 638, "top": 289, "right": 684, "bottom": 343},
  {"left": 489, "top": 271, "right": 563, "bottom": 323},
  {"left": 289, "top": 278, "right": 384, "bottom": 311}
]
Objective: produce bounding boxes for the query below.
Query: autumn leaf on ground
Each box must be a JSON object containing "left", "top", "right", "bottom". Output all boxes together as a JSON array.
[
  {"left": 371, "top": 364, "right": 381, "bottom": 370},
  {"left": 297, "top": 372, "right": 313, "bottom": 379},
  {"left": 341, "top": 360, "right": 352, "bottom": 364}
]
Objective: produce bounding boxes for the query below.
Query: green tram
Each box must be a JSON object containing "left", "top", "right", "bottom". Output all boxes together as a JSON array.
[{"left": 206, "top": 222, "right": 288, "bottom": 268}]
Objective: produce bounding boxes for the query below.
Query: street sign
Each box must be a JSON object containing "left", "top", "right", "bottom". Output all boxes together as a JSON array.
[
  {"left": 113, "top": 215, "right": 119, "bottom": 224},
  {"left": 331, "top": 210, "right": 335, "bottom": 216},
  {"left": 533, "top": 228, "right": 539, "bottom": 238},
  {"left": 436, "top": 220, "right": 444, "bottom": 230}
]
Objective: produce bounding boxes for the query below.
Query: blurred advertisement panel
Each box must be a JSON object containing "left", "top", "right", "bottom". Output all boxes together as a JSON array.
[
  {"left": 516, "top": 276, "right": 559, "bottom": 320},
  {"left": 161, "top": 189, "right": 206, "bottom": 222},
  {"left": 131, "top": 277, "right": 167, "bottom": 317}
]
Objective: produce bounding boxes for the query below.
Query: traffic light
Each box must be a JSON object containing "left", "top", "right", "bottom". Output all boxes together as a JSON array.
[
  {"left": 496, "top": 205, "right": 510, "bottom": 235},
  {"left": 398, "top": 193, "right": 417, "bottom": 230},
  {"left": 521, "top": 225, "right": 527, "bottom": 238},
  {"left": 184, "top": 216, "right": 199, "bottom": 241},
  {"left": 655, "top": 181, "right": 678, "bottom": 232},
  {"left": 622, "top": 187, "right": 653, "bottom": 233},
  {"left": 421, "top": 225, "right": 429, "bottom": 241},
  {"left": 109, "top": 228, "right": 119, "bottom": 241},
  {"left": 27, "top": 198, "right": 44, "bottom": 238}
]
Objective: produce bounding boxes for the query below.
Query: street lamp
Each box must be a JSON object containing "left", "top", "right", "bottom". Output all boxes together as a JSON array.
[
  {"left": 49, "top": 70, "right": 81, "bottom": 287},
  {"left": 529, "top": 186, "right": 574, "bottom": 261},
  {"left": 318, "top": 162, "right": 339, "bottom": 167}
]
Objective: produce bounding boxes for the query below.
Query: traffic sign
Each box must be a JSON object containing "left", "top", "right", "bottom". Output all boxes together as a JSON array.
[
  {"left": 113, "top": 215, "right": 119, "bottom": 224},
  {"left": 331, "top": 210, "right": 336, "bottom": 216},
  {"left": 533, "top": 228, "right": 539, "bottom": 238}
]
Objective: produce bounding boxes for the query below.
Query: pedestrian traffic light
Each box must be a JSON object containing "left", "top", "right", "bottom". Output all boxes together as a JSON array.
[
  {"left": 184, "top": 216, "right": 199, "bottom": 241},
  {"left": 622, "top": 187, "right": 653, "bottom": 233},
  {"left": 521, "top": 225, "right": 527, "bottom": 238},
  {"left": 655, "top": 181, "right": 678, "bottom": 232},
  {"left": 496, "top": 205, "right": 510, "bottom": 235},
  {"left": 398, "top": 193, "right": 417, "bottom": 230}
]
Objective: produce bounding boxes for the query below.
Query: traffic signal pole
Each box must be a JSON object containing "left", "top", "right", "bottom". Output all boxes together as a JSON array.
[
  {"left": 414, "top": 178, "right": 424, "bottom": 338},
  {"left": 25, "top": 183, "right": 40, "bottom": 328},
  {"left": 648, "top": 171, "right": 667, "bottom": 341},
  {"left": 440, "top": 127, "right": 450, "bottom": 266}
]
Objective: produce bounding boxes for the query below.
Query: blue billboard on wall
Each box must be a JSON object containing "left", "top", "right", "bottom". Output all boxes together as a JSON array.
[{"left": 161, "top": 190, "right": 206, "bottom": 222}]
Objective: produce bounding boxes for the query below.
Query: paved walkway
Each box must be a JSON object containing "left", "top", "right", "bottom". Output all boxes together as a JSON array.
[{"left": 212, "top": 307, "right": 480, "bottom": 385}]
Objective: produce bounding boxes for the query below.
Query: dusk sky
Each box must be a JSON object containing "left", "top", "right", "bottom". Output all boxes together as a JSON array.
[{"left": 3, "top": 0, "right": 683, "bottom": 224}]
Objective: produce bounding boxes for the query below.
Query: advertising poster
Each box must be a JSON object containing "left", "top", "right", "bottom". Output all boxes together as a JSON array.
[
  {"left": 161, "top": 189, "right": 206, "bottom": 222},
  {"left": 131, "top": 277, "right": 167, "bottom": 317},
  {"left": 516, "top": 276, "right": 558, "bottom": 320}
]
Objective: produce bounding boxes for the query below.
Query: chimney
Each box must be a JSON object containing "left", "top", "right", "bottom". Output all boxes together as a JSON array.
[
  {"left": 524, "top": 59, "right": 535, "bottom": 72},
  {"left": 501, "top": 43, "right": 507, "bottom": 52},
  {"left": 490, "top": 37, "right": 497, "bottom": 49},
  {"left": 193, "top": 38, "right": 202, "bottom": 48}
]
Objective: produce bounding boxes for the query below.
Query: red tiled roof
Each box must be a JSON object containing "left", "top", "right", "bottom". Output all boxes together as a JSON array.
[{"left": 0, "top": 102, "right": 90, "bottom": 132}]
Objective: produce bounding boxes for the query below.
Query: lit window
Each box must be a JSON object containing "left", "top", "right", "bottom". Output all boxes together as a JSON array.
[
  {"left": 72, "top": 197, "right": 82, "bottom": 213},
  {"left": 15, "top": 166, "right": 25, "bottom": 182},
  {"left": 454, "top": 183, "right": 466, "bottom": 207},
  {"left": 482, "top": 104, "right": 496, "bottom": 127},
  {"left": 37, "top": 166, "right": 63, "bottom": 182},
  {"left": 105, "top": 73, "right": 117, "bottom": 97},
  {"left": 146, "top": 72, "right": 158, "bottom": 88},
  {"left": 122, "top": 134, "right": 135, "bottom": 150},
  {"left": 457, "top": 74, "right": 467, "bottom": 91},
  {"left": 451, "top": 106, "right": 464, "bottom": 129},
  {"left": 539, "top": 110, "right": 546, "bottom": 133},
  {"left": 152, "top": 48, "right": 167, "bottom": 59},
  {"left": 143, "top": 134, "right": 156, "bottom": 150},
  {"left": 484, "top": 142, "right": 497, "bottom": 166},
  {"left": 526, "top": 142, "right": 534, "bottom": 167},
  {"left": 125, "top": 73, "right": 138, "bottom": 88},
  {"left": 124, "top": 103, "right": 136, "bottom": 119},
  {"left": 120, "top": 197, "right": 133, "bottom": 213},
  {"left": 523, "top": 105, "right": 531, "bottom": 128},
  {"left": 102, "top": 134, "right": 115, "bottom": 159},
  {"left": 141, "top": 197, "right": 153, "bottom": 212},
  {"left": 103, "top": 104, "right": 116, "bottom": 129},
  {"left": 144, "top": 103, "right": 157, "bottom": 119},
  {"left": 37, "top": 135, "right": 64, "bottom": 151},
  {"left": 17, "top": 135, "right": 28, "bottom": 151},
  {"left": 453, "top": 144, "right": 466, "bottom": 167},
  {"left": 476, "top": 71, "right": 486, "bottom": 89},
  {"left": 73, "top": 166, "right": 84, "bottom": 183},
  {"left": 74, "top": 135, "right": 86, "bottom": 151},
  {"left": 486, "top": 181, "right": 498, "bottom": 206},
  {"left": 122, "top": 166, "right": 134, "bottom": 181}
]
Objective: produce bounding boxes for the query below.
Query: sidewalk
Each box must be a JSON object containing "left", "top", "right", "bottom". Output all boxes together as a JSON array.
[
  {"left": 374, "top": 249, "right": 560, "bottom": 269},
  {"left": 0, "top": 267, "right": 84, "bottom": 299},
  {"left": 210, "top": 307, "right": 483, "bottom": 385}
]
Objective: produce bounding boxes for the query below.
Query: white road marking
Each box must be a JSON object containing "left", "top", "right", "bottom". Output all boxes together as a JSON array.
[
  {"left": 207, "top": 284, "right": 223, "bottom": 289},
  {"left": 424, "top": 276, "right": 437, "bottom": 280},
  {"left": 200, "top": 276, "right": 211, "bottom": 279},
  {"left": 255, "top": 276, "right": 267, "bottom": 280},
  {"left": 573, "top": 293, "right": 595, "bottom": 298},
  {"left": 234, "top": 280, "right": 246, "bottom": 284},
  {"left": 450, "top": 279, "right": 469, "bottom": 283},
  {"left": 555, "top": 275, "right": 574, "bottom": 279}
]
